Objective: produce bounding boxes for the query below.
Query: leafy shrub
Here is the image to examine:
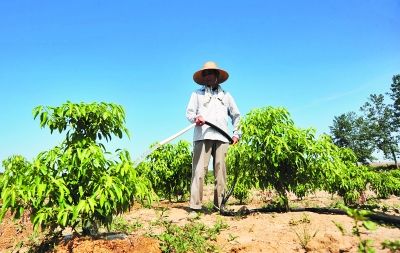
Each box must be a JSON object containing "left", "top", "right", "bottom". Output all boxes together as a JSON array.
[
  {"left": 226, "top": 106, "right": 370, "bottom": 209},
  {"left": 368, "top": 169, "right": 400, "bottom": 198},
  {"left": 0, "top": 155, "right": 32, "bottom": 218},
  {"left": 320, "top": 147, "right": 370, "bottom": 205},
  {"left": 138, "top": 140, "right": 192, "bottom": 202},
  {"left": 227, "top": 107, "right": 321, "bottom": 209},
  {"left": 226, "top": 144, "right": 252, "bottom": 205},
  {"left": 231, "top": 180, "right": 251, "bottom": 204},
  {"left": 0, "top": 102, "right": 153, "bottom": 235}
]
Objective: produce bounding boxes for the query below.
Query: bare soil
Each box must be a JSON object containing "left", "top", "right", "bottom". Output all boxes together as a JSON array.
[{"left": 1, "top": 188, "right": 399, "bottom": 253}]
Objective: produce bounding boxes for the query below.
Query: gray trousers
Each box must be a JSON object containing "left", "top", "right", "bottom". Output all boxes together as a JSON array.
[{"left": 190, "top": 140, "right": 229, "bottom": 210}]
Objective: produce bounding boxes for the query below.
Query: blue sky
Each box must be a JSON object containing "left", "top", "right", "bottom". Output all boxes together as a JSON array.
[{"left": 1, "top": 0, "right": 399, "bottom": 170}]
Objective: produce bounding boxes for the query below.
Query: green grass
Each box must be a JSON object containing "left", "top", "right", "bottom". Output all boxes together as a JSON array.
[{"left": 153, "top": 217, "right": 228, "bottom": 253}]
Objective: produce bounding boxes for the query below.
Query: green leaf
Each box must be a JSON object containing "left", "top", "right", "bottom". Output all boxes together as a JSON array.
[
  {"left": 113, "top": 184, "right": 123, "bottom": 200},
  {"left": 100, "top": 193, "right": 106, "bottom": 207},
  {"left": 10, "top": 190, "right": 16, "bottom": 206},
  {"left": 72, "top": 206, "right": 80, "bottom": 222},
  {"left": 62, "top": 212, "right": 69, "bottom": 227},
  {"left": 33, "top": 106, "right": 43, "bottom": 120},
  {"left": 40, "top": 111, "right": 48, "bottom": 127},
  {"left": 88, "top": 198, "right": 96, "bottom": 213},
  {"left": 57, "top": 209, "right": 65, "bottom": 223},
  {"left": 37, "top": 183, "right": 46, "bottom": 200},
  {"left": 79, "top": 186, "right": 84, "bottom": 197},
  {"left": 362, "top": 220, "right": 377, "bottom": 231}
]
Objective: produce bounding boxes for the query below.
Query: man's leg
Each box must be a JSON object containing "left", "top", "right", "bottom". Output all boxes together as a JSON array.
[
  {"left": 213, "top": 141, "right": 229, "bottom": 209},
  {"left": 190, "top": 140, "right": 212, "bottom": 210}
]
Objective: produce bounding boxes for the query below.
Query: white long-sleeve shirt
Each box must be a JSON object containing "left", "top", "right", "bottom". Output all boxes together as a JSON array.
[{"left": 186, "top": 86, "right": 241, "bottom": 142}]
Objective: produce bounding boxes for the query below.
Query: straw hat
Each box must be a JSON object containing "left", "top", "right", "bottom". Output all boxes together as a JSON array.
[{"left": 193, "top": 61, "right": 229, "bottom": 85}]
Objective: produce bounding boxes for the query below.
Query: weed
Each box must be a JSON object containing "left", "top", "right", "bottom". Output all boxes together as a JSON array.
[
  {"left": 228, "top": 233, "right": 239, "bottom": 242},
  {"left": 332, "top": 220, "right": 346, "bottom": 235},
  {"left": 157, "top": 207, "right": 170, "bottom": 219},
  {"left": 338, "top": 206, "right": 377, "bottom": 253},
  {"left": 187, "top": 211, "right": 202, "bottom": 221},
  {"left": 290, "top": 214, "right": 317, "bottom": 251},
  {"left": 154, "top": 218, "right": 228, "bottom": 253},
  {"left": 110, "top": 216, "right": 142, "bottom": 234},
  {"left": 381, "top": 240, "right": 400, "bottom": 252},
  {"left": 14, "top": 240, "right": 24, "bottom": 251},
  {"left": 289, "top": 213, "right": 311, "bottom": 226},
  {"left": 329, "top": 199, "right": 345, "bottom": 209},
  {"left": 204, "top": 200, "right": 216, "bottom": 213},
  {"left": 208, "top": 218, "right": 229, "bottom": 240},
  {"left": 292, "top": 226, "right": 318, "bottom": 251}
]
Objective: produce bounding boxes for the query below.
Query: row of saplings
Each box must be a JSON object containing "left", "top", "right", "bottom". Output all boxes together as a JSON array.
[{"left": 0, "top": 102, "right": 399, "bottom": 241}]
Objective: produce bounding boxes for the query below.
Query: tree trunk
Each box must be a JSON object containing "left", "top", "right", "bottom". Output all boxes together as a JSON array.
[
  {"left": 275, "top": 185, "right": 289, "bottom": 212},
  {"left": 390, "top": 146, "right": 399, "bottom": 169}
]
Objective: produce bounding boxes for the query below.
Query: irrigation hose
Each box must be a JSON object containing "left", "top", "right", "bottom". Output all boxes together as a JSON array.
[
  {"left": 135, "top": 120, "right": 233, "bottom": 165},
  {"left": 219, "top": 206, "right": 400, "bottom": 227},
  {"left": 203, "top": 121, "right": 233, "bottom": 144}
]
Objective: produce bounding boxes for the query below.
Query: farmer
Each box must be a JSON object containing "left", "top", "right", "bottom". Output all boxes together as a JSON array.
[{"left": 186, "top": 61, "right": 241, "bottom": 212}]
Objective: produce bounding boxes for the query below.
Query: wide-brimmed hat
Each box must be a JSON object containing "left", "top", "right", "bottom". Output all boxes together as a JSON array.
[{"left": 193, "top": 61, "right": 229, "bottom": 85}]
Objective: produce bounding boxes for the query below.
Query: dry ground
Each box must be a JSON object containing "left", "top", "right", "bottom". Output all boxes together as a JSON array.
[{"left": 1, "top": 187, "right": 399, "bottom": 253}]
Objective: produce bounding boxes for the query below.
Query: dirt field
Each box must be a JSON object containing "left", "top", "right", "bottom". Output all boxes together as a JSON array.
[{"left": 1, "top": 188, "right": 399, "bottom": 253}]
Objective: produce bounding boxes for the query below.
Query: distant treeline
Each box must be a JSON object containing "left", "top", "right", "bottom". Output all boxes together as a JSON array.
[{"left": 330, "top": 74, "right": 400, "bottom": 167}]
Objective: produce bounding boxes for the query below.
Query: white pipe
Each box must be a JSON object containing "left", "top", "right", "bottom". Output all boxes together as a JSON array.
[
  {"left": 158, "top": 123, "right": 196, "bottom": 146},
  {"left": 135, "top": 123, "right": 196, "bottom": 165}
]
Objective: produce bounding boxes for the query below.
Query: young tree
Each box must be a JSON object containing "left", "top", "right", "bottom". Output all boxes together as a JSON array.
[
  {"left": 137, "top": 140, "right": 192, "bottom": 202},
  {"left": 329, "top": 112, "right": 374, "bottom": 163},
  {"left": 0, "top": 155, "right": 32, "bottom": 217},
  {"left": 227, "top": 106, "right": 360, "bottom": 210},
  {"left": 0, "top": 102, "right": 153, "bottom": 235}
]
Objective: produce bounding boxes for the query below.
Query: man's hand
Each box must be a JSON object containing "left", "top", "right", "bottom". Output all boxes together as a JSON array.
[
  {"left": 231, "top": 136, "right": 239, "bottom": 145},
  {"left": 195, "top": 116, "right": 205, "bottom": 126}
]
